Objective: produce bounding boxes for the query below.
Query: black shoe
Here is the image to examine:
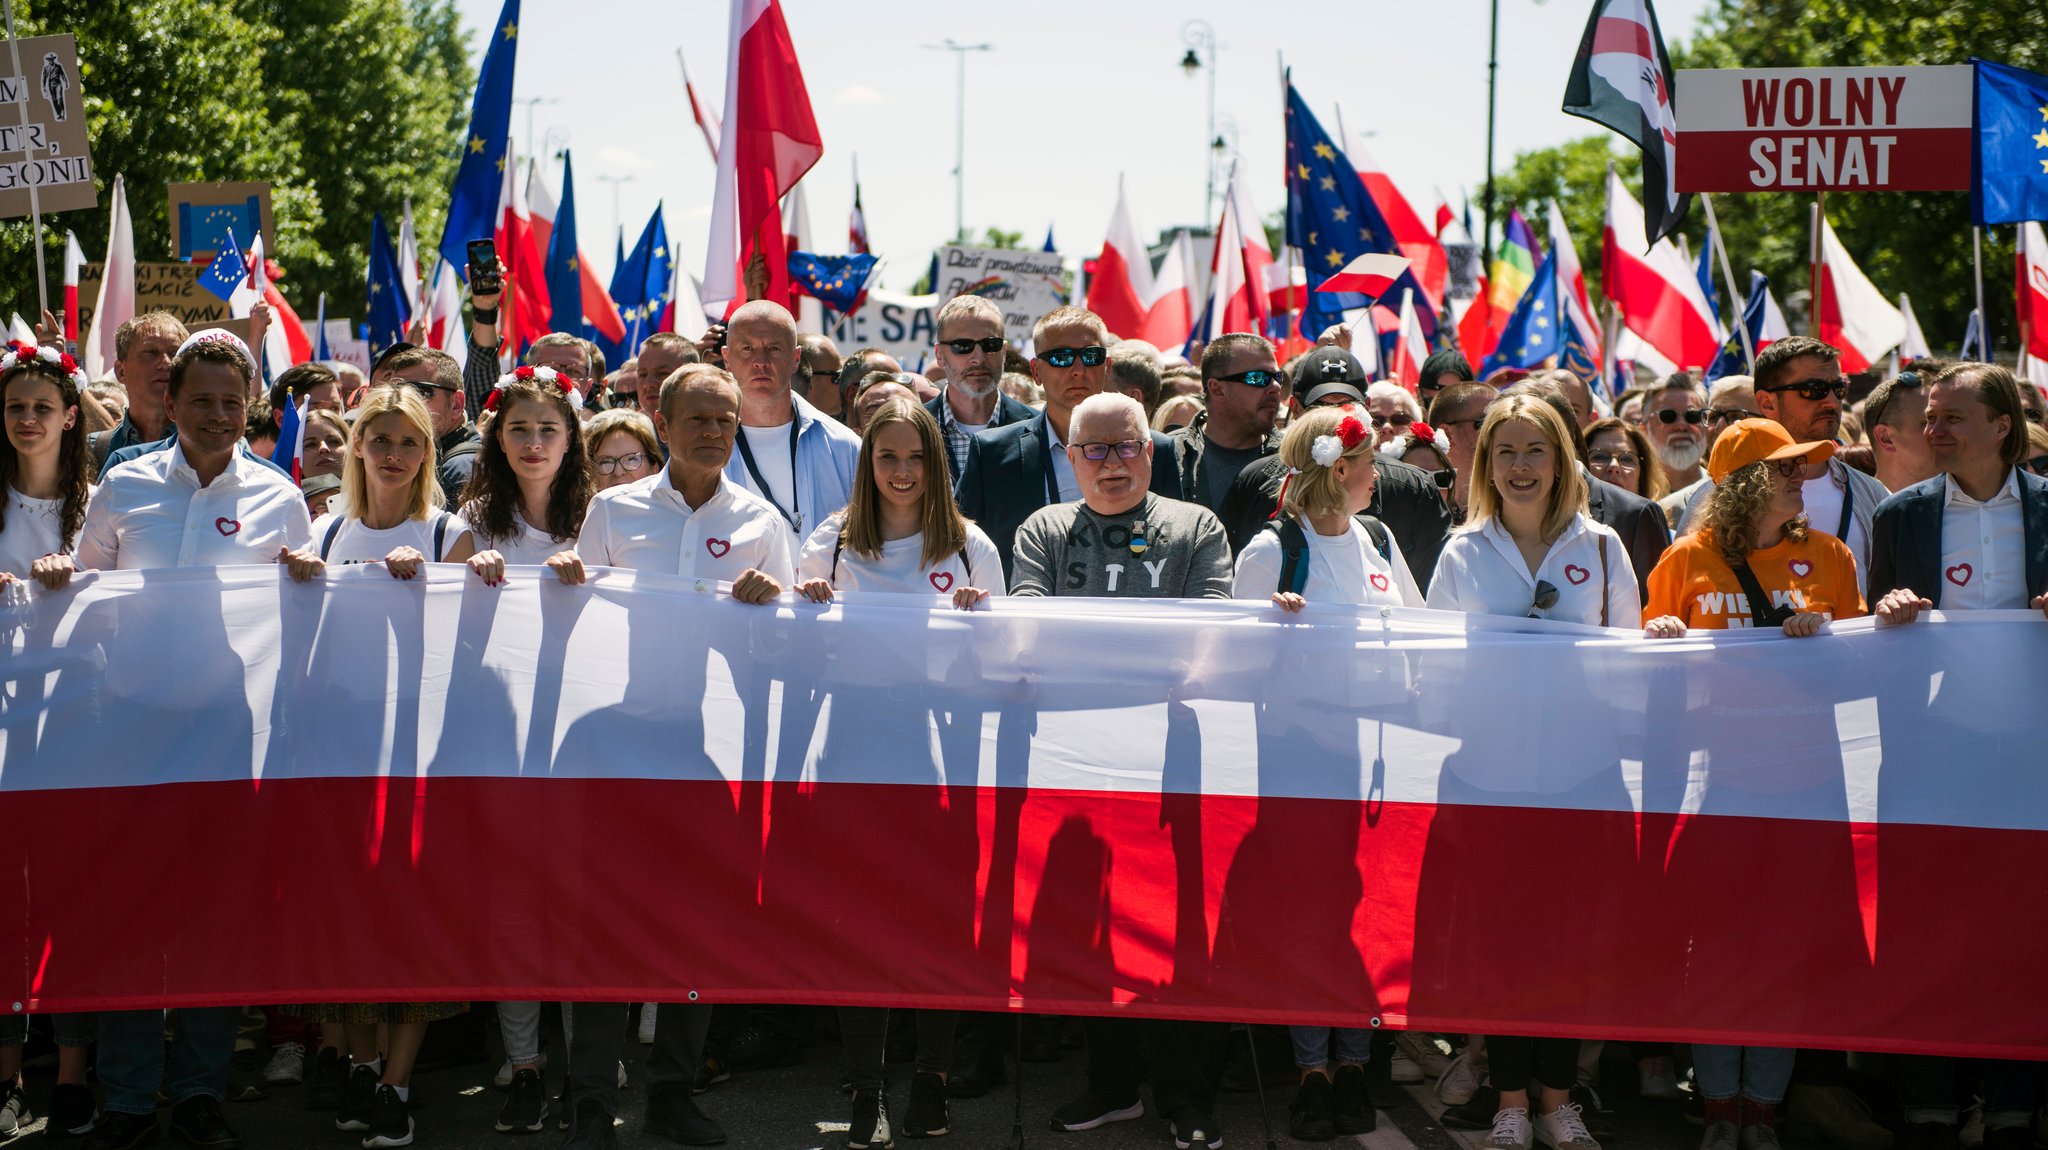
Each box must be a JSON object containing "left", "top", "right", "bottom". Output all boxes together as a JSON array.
[
  {"left": 0, "top": 1081, "right": 32, "bottom": 1138},
  {"left": 847, "top": 1089, "right": 894, "bottom": 1149},
  {"left": 1333, "top": 1064, "right": 1378, "bottom": 1134},
  {"left": 692, "top": 1053, "right": 730, "bottom": 1096},
  {"left": 495, "top": 1067, "right": 548, "bottom": 1134},
  {"left": 81, "top": 1111, "right": 159, "bottom": 1149},
  {"left": 724, "top": 1023, "right": 802, "bottom": 1070},
  {"left": 1363, "top": 1058, "right": 1405, "bottom": 1110},
  {"left": 1571, "top": 1086, "right": 1616, "bottom": 1141},
  {"left": 901, "top": 1072, "right": 949, "bottom": 1138},
  {"left": 1906, "top": 1123, "right": 1960, "bottom": 1150},
  {"left": 167, "top": 1096, "right": 242, "bottom": 1149},
  {"left": 335, "top": 1065, "right": 379, "bottom": 1132},
  {"left": 1048, "top": 1088, "right": 1145, "bottom": 1132},
  {"left": 1442, "top": 1086, "right": 1503, "bottom": 1130},
  {"left": 305, "top": 1047, "right": 349, "bottom": 1111},
  {"left": 48, "top": 1082, "right": 100, "bottom": 1139},
  {"left": 222, "top": 1049, "right": 266, "bottom": 1104},
  {"left": 1020, "top": 1016, "right": 1063, "bottom": 1064},
  {"left": 361, "top": 1084, "right": 413, "bottom": 1149},
  {"left": 943, "top": 1026, "right": 1005, "bottom": 1099},
  {"left": 1168, "top": 1108, "right": 1222, "bottom": 1150},
  {"left": 644, "top": 1084, "right": 726, "bottom": 1147},
  {"left": 561, "top": 1099, "right": 617, "bottom": 1150},
  {"left": 1289, "top": 1074, "right": 1338, "bottom": 1142}
]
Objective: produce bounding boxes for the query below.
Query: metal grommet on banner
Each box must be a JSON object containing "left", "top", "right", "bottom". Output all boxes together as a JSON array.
[
  {"left": 1368, "top": 1016, "right": 1383, "bottom": 1028},
  {"left": 687, "top": 991, "right": 699, "bottom": 1001},
  {"left": 10, "top": 1002, "right": 20, "bottom": 1013}
]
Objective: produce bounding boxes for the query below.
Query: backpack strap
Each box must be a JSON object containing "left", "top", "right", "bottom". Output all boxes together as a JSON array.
[
  {"left": 1597, "top": 533, "right": 1611, "bottom": 628},
  {"left": 1730, "top": 557, "right": 1795, "bottom": 628},
  {"left": 831, "top": 533, "right": 843, "bottom": 585},
  {"left": 1268, "top": 514, "right": 1311, "bottom": 595},
  {"left": 432, "top": 511, "right": 453, "bottom": 561},
  {"left": 1358, "top": 515, "right": 1391, "bottom": 562},
  {"left": 318, "top": 517, "right": 345, "bottom": 562}
]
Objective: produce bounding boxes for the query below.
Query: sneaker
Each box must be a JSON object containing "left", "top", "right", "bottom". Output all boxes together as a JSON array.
[
  {"left": 1397, "top": 1032, "right": 1455, "bottom": 1079},
  {"left": 81, "top": 1110, "right": 160, "bottom": 1149},
  {"left": 1363, "top": 1059, "right": 1405, "bottom": 1110},
  {"left": 0, "top": 1082, "right": 32, "bottom": 1136},
  {"left": 1390, "top": 1049, "right": 1425, "bottom": 1084},
  {"left": 901, "top": 1071, "right": 949, "bottom": 1138},
  {"left": 260, "top": 1042, "right": 305, "bottom": 1086},
  {"left": 693, "top": 1054, "right": 730, "bottom": 1096},
  {"left": 616, "top": 1062, "right": 627, "bottom": 1091},
  {"left": 848, "top": 1089, "right": 894, "bottom": 1150},
  {"left": 1439, "top": 1050, "right": 1485, "bottom": 1106},
  {"left": 494, "top": 1067, "right": 548, "bottom": 1134},
  {"left": 1640, "top": 1056, "right": 1682, "bottom": 1101},
  {"left": 1289, "top": 1074, "right": 1337, "bottom": 1142},
  {"left": 1571, "top": 1086, "right": 1617, "bottom": 1141},
  {"left": 561, "top": 1099, "right": 617, "bottom": 1150},
  {"left": 1332, "top": 1064, "right": 1377, "bottom": 1135},
  {"left": 644, "top": 1083, "right": 726, "bottom": 1146},
  {"left": 1536, "top": 1103, "right": 1602, "bottom": 1150},
  {"left": 305, "top": 1047, "right": 349, "bottom": 1111},
  {"left": 1168, "top": 1109, "right": 1222, "bottom": 1150},
  {"left": 335, "top": 1065, "right": 380, "bottom": 1132},
  {"left": 639, "top": 1003, "right": 658, "bottom": 1044},
  {"left": 1703, "top": 1120, "right": 1742, "bottom": 1150},
  {"left": 492, "top": 1053, "right": 547, "bottom": 1090},
  {"left": 222, "top": 1048, "right": 267, "bottom": 1103},
  {"left": 1786, "top": 1085, "right": 1896, "bottom": 1150},
  {"left": 167, "top": 1095, "right": 242, "bottom": 1148},
  {"left": 1048, "top": 1088, "right": 1145, "bottom": 1132},
  {"left": 1484, "top": 1107, "right": 1535, "bottom": 1150},
  {"left": 49, "top": 1081, "right": 99, "bottom": 1139},
  {"left": 361, "top": 1085, "right": 413, "bottom": 1149},
  {"left": 1744, "top": 1122, "right": 1786, "bottom": 1150}
]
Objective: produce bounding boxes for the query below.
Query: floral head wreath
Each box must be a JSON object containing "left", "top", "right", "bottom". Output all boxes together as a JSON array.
[
  {"left": 1310, "top": 413, "right": 1371, "bottom": 468},
  {"left": 484, "top": 364, "right": 583, "bottom": 413},
  {"left": 1, "top": 340, "right": 88, "bottom": 390},
  {"left": 1400, "top": 420, "right": 1452, "bottom": 459}
]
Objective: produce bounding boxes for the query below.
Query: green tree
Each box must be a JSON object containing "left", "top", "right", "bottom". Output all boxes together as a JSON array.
[{"left": 980, "top": 226, "right": 1024, "bottom": 250}]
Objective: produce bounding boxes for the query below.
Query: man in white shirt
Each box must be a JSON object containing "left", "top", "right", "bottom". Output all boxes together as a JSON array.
[{"left": 719, "top": 300, "right": 861, "bottom": 548}]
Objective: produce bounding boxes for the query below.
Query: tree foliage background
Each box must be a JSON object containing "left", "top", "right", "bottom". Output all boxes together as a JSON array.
[
  {"left": 1495, "top": 0, "right": 2046, "bottom": 360},
  {"left": 0, "top": 0, "right": 472, "bottom": 322}
]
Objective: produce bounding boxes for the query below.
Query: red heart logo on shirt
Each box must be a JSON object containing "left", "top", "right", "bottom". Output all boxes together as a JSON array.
[
  {"left": 705, "top": 537, "right": 731, "bottom": 559},
  {"left": 929, "top": 570, "right": 954, "bottom": 592},
  {"left": 1369, "top": 573, "right": 1390, "bottom": 592},
  {"left": 1946, "top": 563, "right": 1973, "bottom": 587},
  {"left": 1789, "top": 559, "right": 1813, "bottom": 578},
  {"left": 215, "top": 517, "right": 240, "bottom": 537},
  {"left": 1564, "top": 564, "right": 1591, "bottom": 586}
]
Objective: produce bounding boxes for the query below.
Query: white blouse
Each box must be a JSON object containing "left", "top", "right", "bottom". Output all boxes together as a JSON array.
[
  {"left": 1232, "top": 517, "right": 1421, "bottom": 607},
  {"left": 1, "top": 485, "right": 88, "bottom": 577},
  {"left": 1426, "top": 512, "right": 1641, "bottom": 627},
  {"left": 463, "top": 503, "right": 577, "bottom": 566},
  {"left": 797, "top": 516, "right": 1004, "bottom": 594},
  {"left": 311, "top": 510, "right": 471, "bottom": 565}
]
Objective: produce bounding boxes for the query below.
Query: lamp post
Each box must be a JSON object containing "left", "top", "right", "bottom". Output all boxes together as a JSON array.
[
  {"left": 1180, "top": 20, "right": 1218, "bottom": 225},
  {"left": 924, "top": 39, "right": 994, "bottom": 243},
  {"left": 596, "top": 174, "right": 637, "bottom": 253}
]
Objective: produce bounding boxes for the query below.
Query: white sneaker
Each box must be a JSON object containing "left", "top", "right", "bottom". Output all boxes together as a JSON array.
[
  {"left": 494, "top": 1053, "right": 547, "bottom": 1090},
  {"left": 638, "top": 1003, "right": 657, "bottom": 1044},
  {"left": 1390, "top": 1050, "right": 1425, "bottom": 1084},
  {"left": 1639, "top": 1056, "right": 1682, "bottom": 1101},
  {"left": 1537, "top": 1103, "right": 1602, "bottom": 1150},
  {"left": 1397, "top": 1032, "right": 1454, "bottom": 1079},
  {"left": 1438, "top": 1050, "right": 1484, "bottom": 1106},
  {"left": 263, "top": 1042, "right": 306, "bottom": 1085},
  {"left": 1484, "top": 1107, "right": 1534, "bottom": 1150}
]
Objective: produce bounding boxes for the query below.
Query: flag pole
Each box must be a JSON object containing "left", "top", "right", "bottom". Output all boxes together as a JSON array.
[
  {"left": 1808, "top": 195, "right": 1823, "bottom": 338},
  {"left": 1700, "top": 194, "right": 1754, "bottom": 373},
  {"left": 1972, "top": 225, "right": 1988, "bottom": 363},
  {"left": 2, "top": 0, "right": 49, "bottom": 316},
  {"left": 1279, "top": 52, "right": 1296, "bottom": 353}
]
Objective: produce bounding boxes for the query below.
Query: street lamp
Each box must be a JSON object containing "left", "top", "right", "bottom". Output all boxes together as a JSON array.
[
  {"left": 923, "top": 39, "right": 994, "bottom": 243},
  {"left": 1180, "top": 20, "right": 1218, "bottom": 224},
  {"left": 596, "top": 174, "right": 637, "bottom": 253}
]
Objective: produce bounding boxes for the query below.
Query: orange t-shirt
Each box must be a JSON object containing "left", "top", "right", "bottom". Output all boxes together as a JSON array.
[{"left": 1644, "top": 529, "right": 1866, "bottom": 630}]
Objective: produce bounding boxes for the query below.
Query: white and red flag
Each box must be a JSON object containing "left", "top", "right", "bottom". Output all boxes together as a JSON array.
[
  {"left": 1602, "top": 167, "right": 1718, "bottom": 370},
  {"left": 425, "top": 258, "right": 469, "bottom": 371},
  {"left": 61, "top": 230, "right": 85, "bottom": 346},
  {"left": 1086, "top": 175, "right": 1155, "bottom": 341},
  {"left": 1896, "top": 294, "right": 1932, "bottom": 366},
  {"left": 494, "top": 152, "right": 552, "bottom": 352},
  {"left": 84, "top": 174, "right": 134, "bottom": 379},
  {"left": 849, "top": 154, "right": 870, "bottom": 255},
  {"left": 1548, "top": 199, "right": 1605, "bottom": 367},
  {"left": 1563, "top": 0, "right": 1690, "bottom": 244},
  {"left": 702, "top": 0, "right": 823, "bottom": 314},
  {"left": 1141, "top": 230, "right": 1195, "bottom": 350},
  {"left": 1390, "top": 288, "right": 1430, "bottom": 391},
  {"left": 1201, "top": 161, "right": 1273, "bottom": 340},
  {"left": 230, "top": 233, "right": 312, "bottom": 377},
  {"left": 1347, "top": 133, "right": 1447, "bottom": 313},
  {"left": 679, "top": 46, "right": 722, "bottom": 160},
  {"left": 1813, "top": 208, "right": 1904, "bottom": 375},
  {"left": 2018, "top": 221, "right": 2048, "bottom": 365}
]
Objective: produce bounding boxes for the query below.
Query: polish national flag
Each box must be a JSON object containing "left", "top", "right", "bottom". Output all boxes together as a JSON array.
[
  {"left": 495, "top": 153, "right": 552, "bottom": 352},
  {"left": 1548, "top": 199, "right": 1604, "bottom": 366},
  {"left": 61, "top": 231, "right": 85, "bottom": 346},
  {"left": 1389, "top": 288, "right": 1429, "bottom": 391},
  {"left": 2018, "top": 221, "right": 2048, "bottom": 363},
  {"left": 1601, "top": 167, "right": 1718, "bottom": 370},
  {"left": 426, "top": 258, "right": 469, "bottom": 372},
  {"left": 1896, "top": 294, "right": 1932, "bottom": 366},
  {"left": 679, "top": 46, "right": 722, "bottom": 161},
  {"left": 1201, "top": 162, "right": 1273, "bottom": 340},
  {"left": 1813, "top": 209, "right": 1905, "bottom": 375},
  {"left": 782, "top": 181, "right": 822, "bottom": 329},
  {"left": 83, "top": 175, "right": 135, "bottom": 380},
  {"left": 397, "top": 199, "right": 424, "bottom": 320},
  {"left": 1086, "top": 176, "right": 1155, "bottom": 341},
  {"left": 231, "top": 233, "right": 311, "bottom": 377},
  {"left": 1347, "top": 133, "right": 1447, "bottom": 312},
  {"left": 702, "top": 0, "right": 823, "bottom": 313},
  {"left": 1141, "top": 230, "right": 1195, "bottom": 350}
]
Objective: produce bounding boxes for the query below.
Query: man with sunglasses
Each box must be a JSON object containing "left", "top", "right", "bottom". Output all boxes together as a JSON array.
[
  {"left": 1862, "top": 363, "right": 1945, "bottom": 494},
  {"left": 374, "top": 344, "right": 478, "bottom": 505},
  {"left": 954, "top": 306, "right": 1178, "bottom": 580},
  {"left": 1643, "top": 373, "right": 1711, "bottom": 493},
  {"left": 1169, "top": 332, "right": 1284, "bottom": 515},
  {"left": 1661, "top": 376, "right": 1761, "bottom": 527},
  {"left": 1678, "top": 337, "right": 1890, "bottom": 595},
  {"left": 925, "top": 295, "right": 1034, "bottom": 479}
]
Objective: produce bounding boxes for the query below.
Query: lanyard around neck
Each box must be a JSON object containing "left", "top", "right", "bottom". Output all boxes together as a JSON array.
[{"left": 734, "top": 418, "right": 802, "bottom": 533}]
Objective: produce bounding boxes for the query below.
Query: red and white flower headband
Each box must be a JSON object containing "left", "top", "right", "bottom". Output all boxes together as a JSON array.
[
  {"left": 484, "top": 364, "right": 583, "bottom": 413},
  {"left": 1310, "top": 414, "right": 1371, "bottom": 467},
  {"left": 1, "top": 340, "right": 87, "bottom": 389}
]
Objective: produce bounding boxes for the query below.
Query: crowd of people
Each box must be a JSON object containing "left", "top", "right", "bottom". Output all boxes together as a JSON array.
[{"left": 3, "top": 264, "right": 2045, "bottom": 1150}]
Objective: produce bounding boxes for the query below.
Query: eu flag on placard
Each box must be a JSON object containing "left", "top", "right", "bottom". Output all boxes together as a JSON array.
[
  {"left": 1481, "top": 248, "right": 1562, "bottom": 377},
  {"left": 367, "top": 213, "right": 411, "bottom": 356},
  {"left": 546, "top": 151, "right": 587, "bottom": 339},
  {"left": 789, "top": 252, "right": 878, "bottom": 316},
  {"left": 436, "top": 0, "right": 520, "bottom": 274},
  {"left": 197, "top": 229, "right": 248, "bottom": 302},
  {"left": 1973, "top": 58, "right": 2048, "bottom": 226},
  {"left": 1283, "top": 78, "right": 1437, "bottom": 342}
]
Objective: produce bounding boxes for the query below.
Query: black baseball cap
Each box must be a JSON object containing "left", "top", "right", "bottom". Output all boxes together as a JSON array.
[{"left": 1295, "top": 346, "right": 1368, "bottom": 406}]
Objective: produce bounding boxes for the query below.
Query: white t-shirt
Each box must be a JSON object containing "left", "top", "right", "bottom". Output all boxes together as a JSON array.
[
  {"left": 736, "top": 421, "right": 798, "bottom": 521},
  {"left": 577, "top": 467, "right": 795, "bottom": 584},
  {"left": 1800, "top": 472, "right": 1868, "bottom": 588},
  {"left": 797, "top": 516, "right": 1004, "bottom": 594},
  {"left": 1426, "top": 512, "right": 1642, "bottom": 628},
  {"left": 1232, "top": 517, "right": 1421, "bottom": 607},
  {"left": 1, "top": 485, "right": 86, "bottom": 577},
  {"left": 310, "top": 510, "right": 471, "bottom": 565},
  {"left": 463, "top": 504, "right": 577, "bottom": 566},
  {"left": 78, "top": 442, "right": 312, "bottom": 571}
]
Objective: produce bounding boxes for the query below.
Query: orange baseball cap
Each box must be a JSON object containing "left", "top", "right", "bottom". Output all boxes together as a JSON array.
[{"left": 1707, "top": 417, "right": 1837, "bottom": 482}]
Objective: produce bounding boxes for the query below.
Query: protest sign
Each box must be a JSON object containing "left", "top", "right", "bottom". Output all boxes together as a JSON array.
[
  {"left": 1675, "top": 66, "right": 1972, "bottom": 193},
  {"left": 936, "top": 244, "right": 1072, "bottom": 345},
  {"left": 0, "top": 34, "right": 94, "bottom": 218},
  {"left": 167, "top": 181, "right": 276, "bottom": 261},
  {"left": 76, "top": 261, "right": 232, "bottom": 350},
  {"left": 825, "top": 287, "right": 940, "bottom": 367}
]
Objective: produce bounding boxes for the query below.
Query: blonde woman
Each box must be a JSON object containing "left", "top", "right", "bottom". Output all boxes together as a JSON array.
[
  {"left": 284, "top": 386, "right": 477, "bottom": 579},
  {"left": 1234, "top": 403, "right": 1420, "bottom": 610}
]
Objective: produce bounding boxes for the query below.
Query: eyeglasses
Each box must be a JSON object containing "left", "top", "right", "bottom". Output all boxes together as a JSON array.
[
  {"left": 406, "top": 381, "right": 459, "bottom": 399},
  {"left": 941, "top": 336, "right": 1007, "bottom": 355},
  {"left": 1529, "top": 579, "right": 1560, "bottom": 618},
  {"left": 1431, "top": 468, "right": 1455, "bottom": 491},
  {"left": 1653, "top": 408, "right": 1707, "bottom": 425},
  {"left": 1706, "top": 408, "right": 1760, "bottom": 426},
  {"left": 1370, "top": 412, "right": 1413, "bottom": 430},
  {"left": 1588, "top": 449, "right": 1640, "bottom": 470},
  {"left": 1763, "top": 379, "right": 1849, "bottom": 402},
  {"left": 1769, "top": 457, "right": 1806, "bottom": 479},
  {"left": 1039, "top": 345, "right": 1106, "bottom": 369},
  {"left": 609, "top": 392, "right": 639, "bottom": 409},
  {"left": 595, "top": 451, "right": 649, "bottom": 475},
  {"left": 1213, "top": 369, "right": 1281, "bottom": 389},
  {"left": 1074, "top": 439, "right": 1145, "bottom": 461}
]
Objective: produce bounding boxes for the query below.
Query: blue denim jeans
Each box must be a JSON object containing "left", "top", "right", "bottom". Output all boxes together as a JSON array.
[
  {"left": 97, "top": 1007, "right": 240, "bottom": 1116},
  {"left": 1290, "top": 1026, "right": 1372, "bottom": 1071},
  {"left": 1692, "top": 1044, "right": 1795, "bottom": 1104}
]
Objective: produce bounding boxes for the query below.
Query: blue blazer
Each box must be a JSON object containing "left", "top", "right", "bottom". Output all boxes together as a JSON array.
[
  {"left": 953, "top": 410, "right": 1179, "bottom": 581},
  {"left": 1868, "top": 469, "right": 2048, "bottom": 607}
]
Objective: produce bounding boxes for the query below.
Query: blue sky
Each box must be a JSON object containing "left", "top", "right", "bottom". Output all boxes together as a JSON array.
[{"left": 454, "top": 0, "right": 1716, "bottom": 290}]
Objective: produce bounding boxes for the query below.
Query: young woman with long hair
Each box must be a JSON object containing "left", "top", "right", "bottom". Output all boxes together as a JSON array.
[
  {"left": 0, "top": 342, "right": 92, "bottom": 589},
  {"left": 460, "top": 368, "right": 594, "bottom": 579}
]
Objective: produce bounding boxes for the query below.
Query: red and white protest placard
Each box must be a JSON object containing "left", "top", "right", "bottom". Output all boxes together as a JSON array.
[{"left": 1675, "top": 66, "right": 1972, "bottom": 193}]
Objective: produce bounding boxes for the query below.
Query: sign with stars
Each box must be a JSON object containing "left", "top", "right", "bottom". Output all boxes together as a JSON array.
[
  {"left": 1674, "top": 66, "right": 1972, "bottom": 193},
  {"left": 169, "top": 181, "right": 275, "bottom": 261}
]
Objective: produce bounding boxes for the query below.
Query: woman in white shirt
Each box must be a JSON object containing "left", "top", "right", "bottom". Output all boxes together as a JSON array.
[
  {"left": 282, "top": 386, "right": 478, "bottom": 581},
  {"left": 1234, "top": 403, "right": 1421, "bottom": 610},
  {"left": 0, "top": 342, "right": 92, "bottom": 588},
  {"left": 460, "top": 367, "right": 594, "bottom": 588}
]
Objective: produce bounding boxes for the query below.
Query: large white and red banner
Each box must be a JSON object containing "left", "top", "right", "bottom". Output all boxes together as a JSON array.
[
  {"left": 5, "top": 568, "right": 2047, "bottom": 1059},
  {"left": 1675, "top": 66, "right": 1972, "bottom": 193}
]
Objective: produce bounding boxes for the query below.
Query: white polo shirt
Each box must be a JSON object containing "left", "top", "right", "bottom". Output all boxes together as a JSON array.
[
  {"left": 577, "top": 464, "right": 795, "bottom": 584},
  {"left": 1233, "top": 518, "right": 1421, "bottom": 608},
  {"left": 1938, "top": 469, "right": 2027, "bottom": 610},
  {"left": 78, "top": 441, "right": 312, "bottom": 571},
  {"left": 1426, "top": 512, "right": 1642, "bottom": 628}
]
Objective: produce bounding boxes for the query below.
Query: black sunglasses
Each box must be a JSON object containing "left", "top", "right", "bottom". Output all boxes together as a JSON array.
[
  {"left": 406, "top": 380, "right": 459, "bottom": 398},
  {"left": 1706, "top": 408, "right": 1759, "bottom": 426},
  {"left": 1040, "top": 345, "right": 1106, "bottom": 369},
  {"left": 1214, "top": 369, "right": 1281, "bottom": 389},
  {"left": 1654, "top": 408, "right": 1707, "bottom": 425},
  {"left": 1529, "top": 579, "right": 1560, "bottom": 617},
  {"left": 940, "top": 336, "right": 1007, "bottom": 355},
  {"left": 1764, "top": 379, "right": 1849, "bottom": 402},
  {"left": 1588, "top": 449, "right": 1640, "bottom": 470},
  {"left": 1074, "top": 439, "right": 1145, "bottom": 461}
]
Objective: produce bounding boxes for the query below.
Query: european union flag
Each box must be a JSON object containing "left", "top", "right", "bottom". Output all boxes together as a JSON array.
[
  {"left": 602, "top": 204, "right": 672, "bottom": 363},
  {"left": 546, "top": 151, "right": 588, "bottom": 339},
  {"left": 1972, "top": 58, "right": 2048, "bottom": 226},
  {"left": 197, "top": 229, "right": 248, "bottom": 302},
  {"left": 1283, "top": 78, "right": 1437, "bottom": 343},
  {"left": 436, "top": 0, "right": 520, "bottom": 274},
  {"left": 367, "top": 212, "right": 411, "bottom": 356},
  {"left": 789, "top": 252, "right": 878, "bottom": 316},
  {"left": 1706, "top": 271, "right": 1771, "bottom": 382},
  {"left": 1481, "top": 248, "right": 1561, "bottom": 377}
]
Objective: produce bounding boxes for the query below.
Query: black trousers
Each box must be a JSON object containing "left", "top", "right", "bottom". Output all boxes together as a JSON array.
[
  {"left": 1085, "top": 1016, "right": 1231, "bottom": 1120},
  {"left": 569, "top": 1003, "right": 710, "bottom": 1118},
  {"left": 838, "top": 1008, "right": 958, "bottom": 1091},
  {"left": 1486, "top": 1035, "right": 1581, "bottom": 1095}
]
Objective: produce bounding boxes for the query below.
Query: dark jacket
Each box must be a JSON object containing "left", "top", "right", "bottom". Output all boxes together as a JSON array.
[
  {"left": 437, "top": 424, "right": 482, "bottom": 506},
  {"left": 1167, "top": 412, "right": 1284, "bottom": 513},
  {"left": 1217, "top": 452, "right": 1454, "bottom": 592},
  {"left": 1583, "top": 468, "right": 1670, "bottom": 605},
  {"left": 1869, "top": 470, "right": 2048, "bottom": 606},
  {"left": 953, "top": 411, "right": 1180, "bottom": 581}
]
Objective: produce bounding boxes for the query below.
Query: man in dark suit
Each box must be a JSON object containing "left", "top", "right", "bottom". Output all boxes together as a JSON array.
[
  {"left": 924, "top": 294, "right": 1036, "bottom": 483},
  {"left": 954, "top": 305, "right": 1177, "bottom": 581},
  {"left": 1498, "top": 379, "right": 1670, "bottom": 602}
]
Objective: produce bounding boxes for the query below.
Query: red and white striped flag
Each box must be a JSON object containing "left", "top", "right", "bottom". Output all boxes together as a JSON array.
[
  {"left": 1813, "top": 209, "right": 1904, "bottom": 375},
  {"left": 1548, "top": 199, "right": 1604, "bottom": 367},
  {"left": 61, "top": 230, "right": 85, "bottom": 347},
  {"left": 702, "top": 0, "right": 822, "bottom": 313},
  {"left": 1390, "top": 288, "right": 1429, "bottom": 391},
  {"left": 1087, "top": 176, "right": 1155, "bottom": 341},
  {"left": 2017, "top": 221, "right": 2048, "bottom": 365},
  {"left": 679, "top": 46, "right": 722, "bottom": 161},
  {"left": 1141, "top": 230, "right": 1195, "bottom": 350},
  {"left": 1602, "top": 167, "right": 1718, "bottom": 370},
  {"left": 1201, "top": 162, "right": 1273, "bottom": 341},
  {"left": 84, "top": 175, "right": 134, "bottom": 379}
]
